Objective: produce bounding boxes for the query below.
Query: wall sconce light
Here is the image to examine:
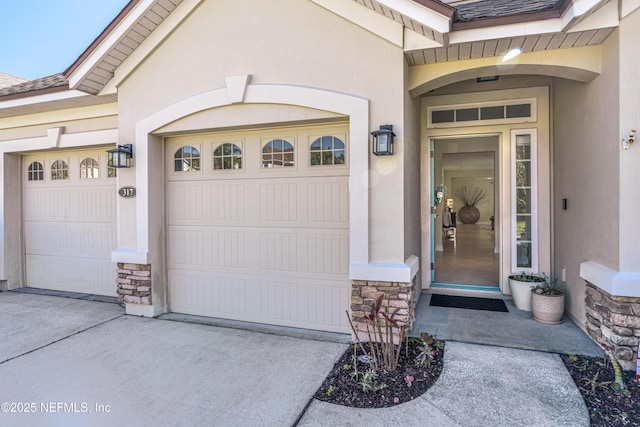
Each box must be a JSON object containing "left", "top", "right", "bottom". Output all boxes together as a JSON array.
[
  {"left": 371, "top": 125, "right": 396, "bottom": 156},
  {"left": 622, "top": 130, "right": 636, "bottom": 150},
  {"left": 107, "top": 144, "right": 133, "bottom": 168}
]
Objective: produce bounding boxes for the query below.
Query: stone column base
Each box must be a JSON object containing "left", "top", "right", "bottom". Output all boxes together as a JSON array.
[
  {"left": 350, "top": 277, "right": 419, "bottom": 343},
  {"left": 585, "top": 282, "right": 640, "bottom": 370},
  {"left": 116, "top": 263, "right": 152, "bottom": 306}
]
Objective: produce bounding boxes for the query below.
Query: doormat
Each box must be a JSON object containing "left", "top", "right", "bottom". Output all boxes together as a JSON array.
[{"left": 429, "top": 294, "right": 508, "bottom": 312}]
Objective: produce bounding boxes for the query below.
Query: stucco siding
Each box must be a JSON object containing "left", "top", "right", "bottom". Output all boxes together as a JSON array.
[
  {"left": 553, "top": 32, "right": 620, "bottom": 325},
  {"left": 117, "top": 0, "right": 408, "bottom": 265},
  {"left": 404, "top": 59, "right": 421, "bottom": 286},
  {"left": 618, "top": 7, "right": 640, "bottom": 273}
]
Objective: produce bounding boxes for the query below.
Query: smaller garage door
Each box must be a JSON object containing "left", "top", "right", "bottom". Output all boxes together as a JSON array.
[
  {"left": 22, "top": 148, "right": 117, "bottom": 296},
  {"left": 167, "top": 124, "right": 351, "bottom": 333}
]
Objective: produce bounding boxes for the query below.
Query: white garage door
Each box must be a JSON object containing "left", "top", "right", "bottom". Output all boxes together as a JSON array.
[
  {"left": 23, "top": 148, "right": 117, "bottom": 297},
  {"left": 167, "top": 124, "right": 350, "bottom": 333}
]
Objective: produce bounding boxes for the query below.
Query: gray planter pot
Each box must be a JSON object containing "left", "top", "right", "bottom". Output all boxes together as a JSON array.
[
  {"left": 458, "top": 205, "right": 480, "bottom": 224},
  {"left": 531, "top": 291, "right": 565, "bottom": 324}
]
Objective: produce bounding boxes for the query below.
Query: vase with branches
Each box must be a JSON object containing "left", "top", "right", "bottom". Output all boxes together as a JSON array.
[{"left": 454, "top": 186, "right": 487, "bottom": 224}]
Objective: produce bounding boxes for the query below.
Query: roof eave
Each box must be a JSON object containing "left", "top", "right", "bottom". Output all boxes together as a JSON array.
[
  {"left": 411, "top": 0, "right": 456, "bottom": 20},
  {"left": 452, "top": 0, "right": 572, "bottom": 31},
  {"left": 0, "top": 84, "right": 70, "bottom": 103},
  {"left": 64, "top": 0, "right": 141, "bottom": 78}
]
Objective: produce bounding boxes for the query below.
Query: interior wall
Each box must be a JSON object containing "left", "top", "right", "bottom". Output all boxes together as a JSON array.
[
  {"left": 553, "top": 31, "right": 620, "bottom": 326},
  {"left": 433, "top": 137, "right": 498, "bottom": 251},
  {"left": 445, "top": 169, "right": 495, "bottom": 224}
]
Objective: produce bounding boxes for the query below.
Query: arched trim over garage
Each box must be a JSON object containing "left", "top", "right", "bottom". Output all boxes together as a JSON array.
[{"left": 112, "top": 79, "right": 371, "bottom": 273}]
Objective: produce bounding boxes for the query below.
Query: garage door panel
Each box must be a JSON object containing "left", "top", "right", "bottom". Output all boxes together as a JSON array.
[
  {"left": 259, "top": 182, "right": 297, "bottom": 222},
  {"left": 23, "top": 149, "right": 116, "bottom": 297},
  {"left": 259, "top": 279, "right": 349, "bottom": 331},
  {"left": 27, "top": 255, "right": 116, "bottom": 296},
  {"left": 169, "top": 271, "right": 249, "bottom": 317},
  {"left": 168, "top": 183, "right": 205, "bottom": 222},
  {"left": 167, "top": 125, "right": 350, "bottom": 333},
  {"left": 23, "top": 189, "right": 72, "bottom": 218},
  {"left": 210, "top": 183, "right": 245, "bottom": 221},
  {"left": 307, "top": 232, "right": 349, "bottom": 275},
  {"left": 25, "top": 222, "right": 116, "bottom": 257},
  {"left": 305, "top": 282, "right": 350, "bottom": 330},
  {"left": 169, "top": 271, "right": 349, "bottom": 332},
  {"left": 259, "top": 279, "right": 300, "bottom": 322},
  {"left": 169, "top": 178, "right": 348, "bottom": 229},
  {"left": 169, "top": 227, "right": 247, "bottom": 269},
  {"left": 259, "top": 232, "right": 298, "bottom": 272},
  {"left": 306, "top": 180, "right": 349, "bottom": 224},
  {"left": 24, "top": 187, "right": 115, "bottom": 221},
  {"left": 168, "top": 181, "right": 246, "bottom": 225}
]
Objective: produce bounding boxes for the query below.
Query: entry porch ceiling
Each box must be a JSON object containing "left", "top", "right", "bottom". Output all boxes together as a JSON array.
[
  {"left": 355, "top": 0, "right": 617, "bottom": 66},
  {"left": 406, "top": 27, "right": 615, "bottom": 65}
]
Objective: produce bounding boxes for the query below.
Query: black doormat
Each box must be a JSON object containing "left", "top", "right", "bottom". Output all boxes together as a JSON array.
[{"left": 429, "top": 294, "right": 508, "bottom": 312}]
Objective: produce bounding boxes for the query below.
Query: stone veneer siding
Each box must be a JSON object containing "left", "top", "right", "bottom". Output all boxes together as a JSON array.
[
  {"left": 585, "top": 282, "right": 640, "bottom": 370},
  {"left": 350, "top": 277, "right": 419, "bottom": 341},
  {"left": 116, "top": 263, "right": 152, "bottom": 305}
]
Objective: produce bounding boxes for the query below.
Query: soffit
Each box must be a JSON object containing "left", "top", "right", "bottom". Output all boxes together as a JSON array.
[
  {"left": 406, "top": 27, "right": 615, "bottom": 65},
  {"left": 356, "top": 0, "right": 617, "bottom": 66},
  {"left": 67, "top": 0, "right": 184, "bottom": 95},
  {"left": 0, "top": 94, "right": 117, "bottom": 119},
  {"left": 352, "top": 0, "right": 454, "bottom": 43}
]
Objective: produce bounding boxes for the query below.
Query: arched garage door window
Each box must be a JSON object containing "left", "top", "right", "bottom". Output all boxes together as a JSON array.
[
  {"left": 27, "top": 161, "right": 44, "bottom": 181},
  {"left": 262, "top": 139, "right": 294, "bottom": 168},
  {"left": 174, "top": 146, "right": 200, "bottom": 172}
]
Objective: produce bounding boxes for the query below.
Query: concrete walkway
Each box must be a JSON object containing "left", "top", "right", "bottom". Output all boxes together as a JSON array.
[{"left": 0, "top": 291, "right": 593, "bottom": 426}]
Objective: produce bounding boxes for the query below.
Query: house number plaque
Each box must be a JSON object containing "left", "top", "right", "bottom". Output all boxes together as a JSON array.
[{"left": 118, "top": 186, "right": 136, "bottom": 198}]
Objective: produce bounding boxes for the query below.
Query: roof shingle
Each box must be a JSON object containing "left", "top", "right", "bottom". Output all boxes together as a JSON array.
[
  {"left": 0, "top": 73, "right": 68, "bottom": 98},
  {"left": 452, "top": 0, "right": 564, "bottom": 22}
]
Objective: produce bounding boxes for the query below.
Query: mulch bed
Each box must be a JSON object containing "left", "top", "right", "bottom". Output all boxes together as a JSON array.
[
  {"left": 561, "top": 354, "right": 640, "bottom": 426},
  {"left": 314, "top": 339, "right": 445, "bottom": 408}
]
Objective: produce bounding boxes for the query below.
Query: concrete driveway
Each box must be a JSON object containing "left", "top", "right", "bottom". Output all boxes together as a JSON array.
[
  {"left": 1, "top": 291, "right": 592, "bottom": 427},
  {"left": 0, "top": 292, "right": 346, "bottom": 427}
]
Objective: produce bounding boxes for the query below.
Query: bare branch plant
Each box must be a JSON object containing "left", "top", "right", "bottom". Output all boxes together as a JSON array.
[{"left": 454, "top": 186, "right": 487, "bottom": 207}]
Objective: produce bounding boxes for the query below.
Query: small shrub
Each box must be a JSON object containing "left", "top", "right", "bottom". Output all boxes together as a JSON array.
[{"left": 345, "top": 294, "right": 407, "bottom": 373}]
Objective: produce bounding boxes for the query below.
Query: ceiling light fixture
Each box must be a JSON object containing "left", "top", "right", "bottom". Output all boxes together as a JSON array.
[{"left": 502, "top": 48, "right": 522, "bottom": 62}]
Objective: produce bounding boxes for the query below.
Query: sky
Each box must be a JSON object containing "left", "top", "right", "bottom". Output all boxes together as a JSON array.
[{"left": 0, "top": 0, "right": 131, "bottom": 80}]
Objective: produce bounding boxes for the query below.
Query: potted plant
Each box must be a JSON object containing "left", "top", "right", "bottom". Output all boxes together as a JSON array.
[
  {"left": 508, "top": 272, "right": 546, "bottom": 311},
  {"left": 454, "top": 186, "right": 487, "bottom": 224},
  {"left": 531, "top": 275, "right": 565, "bottom": 324}
]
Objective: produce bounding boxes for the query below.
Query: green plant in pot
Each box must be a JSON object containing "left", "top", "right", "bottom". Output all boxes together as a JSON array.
[
  {"left": 531, "top": 274, "right": 565, "bottom": 324},
  {"left": 508, "top": 271, "right": 546, "bottom": 312},
  {"left": 454, "top": 186, "right": 487, "bottom": 224}
]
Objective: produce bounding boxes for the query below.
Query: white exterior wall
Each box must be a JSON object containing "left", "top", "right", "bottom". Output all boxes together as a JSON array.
[
  {"left": 618, "top": 8, "right": 640, "bottom": 274},
  {"left": 553, "top": 33, "right": 620, "bottom": 325},
  {"left": 403, "top": 60, "right": 422, "bottom": 287}
]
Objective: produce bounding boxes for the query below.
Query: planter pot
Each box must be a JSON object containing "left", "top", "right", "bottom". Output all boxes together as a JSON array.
[
  {"left": 458, "top": 205, "right": 480, "bottom": 224},
  {"left": 531, "top": 291, "right": 565, "bottom": 324},
  {"left": 508, "top": 277, "right": 543, "bottom": 311}
]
